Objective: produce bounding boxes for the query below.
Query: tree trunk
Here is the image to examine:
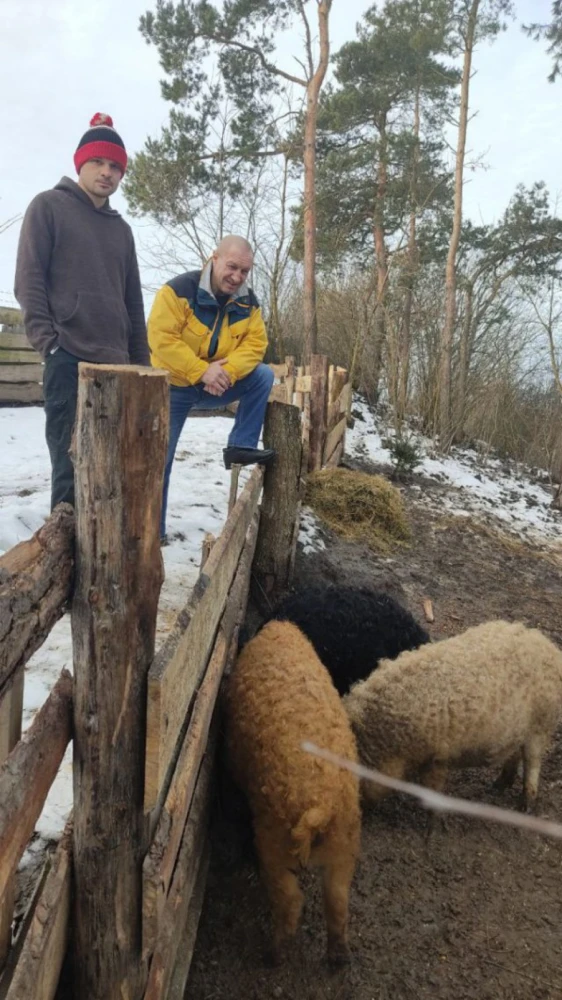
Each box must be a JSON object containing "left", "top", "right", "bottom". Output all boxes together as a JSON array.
[
  {"left": 371, "top": 113, "right": 389, "bottom": 396},
  {"left": 268, "top": 154, "right": 290, "bottom": 360},
  {"left": 454, "top": 278, "right": 474, "bottom": 441},
  {"left": 398, "top": 84, "right": 421, "bottom": 430},
  {"left": 72, "top": 364, "right": 168, "bottom": 1000},
  {"left": 302, "top": 0, "right": 331, "bottom": 362},
  {"left": 438, "top": 0, "right": 481, "bottom": 449}
]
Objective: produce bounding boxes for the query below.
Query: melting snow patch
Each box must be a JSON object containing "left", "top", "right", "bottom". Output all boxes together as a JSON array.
[{"left": 299, "top": 507, "right": 326, "bottom": 555}]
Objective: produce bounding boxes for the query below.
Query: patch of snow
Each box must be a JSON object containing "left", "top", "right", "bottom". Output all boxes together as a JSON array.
[{"left": 299, "top": 507, "right": 326, "bottom": 555}]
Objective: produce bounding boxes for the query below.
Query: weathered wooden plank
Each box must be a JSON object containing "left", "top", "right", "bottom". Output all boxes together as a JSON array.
[
  {"left": 253, "top": 402, "right": 302, "bottom": 608},
  {"left": 339, "top": 381, "right": 352, "bottom": 414},
  {"left": 293, "top": 364, "right": 305, "bottom": 410},
  {"left": 0, "top": 332, "right": 31, "bottom": 351},
  {"left": 330, "top": 368, "right": 348, "bottom": 404},
  {"left": 0, "top": 350, "right": 41, "bottom": 364},
  {"left": 0, "top": 383, "right": 43, "bottom": 404},
  {"left": 166, "top": 845, "right": 210, "bottom": 1000},
  {"left": 325, "top": 438, "right": 345, "bottom": 469},
  {"left": 2, "top": 825, "right": 71, "bottom": 1000},
  {"left": 0, "top": 364, "right": 43, "bottom": 384},
  {"left": 144, "top": 466, "right": 263, "bottom": 812},
  {"left": 323, "top": 416, "right": 347, "bottom": 466},
  {"left": 269, "top": 362, "right": 289, "bottom": 379},
  {"left": 143, "top": 744, "right": 215, "bottom": 1000},
  {"left": 143, "top": 513, "right": 259, "bottom": 957},
  {"left": 0, "top": 670, "right": 72, "bottom": 907},
  {"left": 268, "top": 383, "right": 289, "bottom": 404},
  {"left": 294, "top": 374, "right": 311, "bottom": 393},
  {"left": 0, "top": 505, "right": 74, "bottom": 692},
  {"left": 309, "top": 354, "right": 329, "bottom": 472},
  {"left": 0, "top": 667, "right": 24, "bottom": 969},
  {"left": 284, "top": 355, "right": 296, "bottom": 406},
  {"left": 0, "top": 670, "right": 24, "bottom": 778},
  {"left": 327, "top": 399, "right": 340, "bottom": 433},
  {"left": 72, "top": 364, "right": 168, "bottom": 1000}
]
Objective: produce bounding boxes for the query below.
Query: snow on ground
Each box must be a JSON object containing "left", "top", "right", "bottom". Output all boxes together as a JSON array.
[
  {"left": 0, "top": 405, "right": 250, "bottom": 863},
  {"left": 346, "top": 399, "right": 562, "bottom": 547}
]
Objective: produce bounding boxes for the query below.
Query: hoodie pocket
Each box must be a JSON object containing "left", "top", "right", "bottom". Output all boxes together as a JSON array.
[{"left": 54, "top": 292, "right": 131, "bottom": 359}]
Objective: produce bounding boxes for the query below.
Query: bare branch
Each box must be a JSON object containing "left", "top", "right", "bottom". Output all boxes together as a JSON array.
[{"left": 0, "top": 214, "right": 22, "bottom": 236}]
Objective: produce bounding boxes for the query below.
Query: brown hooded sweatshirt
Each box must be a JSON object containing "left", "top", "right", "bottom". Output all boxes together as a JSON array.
[{"left": 14, "top": 176, "right": 149, "bottom": 364}]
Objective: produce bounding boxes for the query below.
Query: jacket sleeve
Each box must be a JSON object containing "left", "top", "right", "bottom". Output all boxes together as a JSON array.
[
  {"left": 14, "top": 196, "right": 58, "bottom": 357},
  {"left": 125, "top": 237, "right": 150, "bottom": 365},
  {"left": 148, "top": 284, "right": 209, "bottom": 384},
  {"left": 222, "top": 305, "right": 268, "bottom": 385}
]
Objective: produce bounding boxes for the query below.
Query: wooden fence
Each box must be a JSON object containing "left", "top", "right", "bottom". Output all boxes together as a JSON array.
[
  {"left": 0, "top": 309, "right": 43, "bottom": 405},
  {"left": 269, "top": 355, "right": 351, "bottom": 472},
  {"left": 0, "top": 355, "right": 349, "bottom": 999}
]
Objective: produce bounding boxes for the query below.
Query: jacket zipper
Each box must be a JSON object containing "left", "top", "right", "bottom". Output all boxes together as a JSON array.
[{"left": 208, "top": 301, "right": 230, "bottom": 359}]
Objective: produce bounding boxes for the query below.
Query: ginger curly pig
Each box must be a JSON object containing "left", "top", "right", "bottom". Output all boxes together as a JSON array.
[{"left": 226, "top": 620, "right": 360, "bottom": 966}]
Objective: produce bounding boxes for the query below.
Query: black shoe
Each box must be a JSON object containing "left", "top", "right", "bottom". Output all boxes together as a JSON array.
[
  {"left": 223, "top": 447, "right": 276, "bottom": 470},
  {"left": 160, "top": 534, "right": 169, "bottom": 547}
]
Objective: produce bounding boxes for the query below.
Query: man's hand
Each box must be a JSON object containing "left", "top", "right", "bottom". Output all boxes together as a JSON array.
[{"left": 201, "top": 359, "right": 231, "bottom": 396}]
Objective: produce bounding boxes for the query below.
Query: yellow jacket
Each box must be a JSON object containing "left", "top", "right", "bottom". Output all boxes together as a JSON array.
[{"left": 148, "top": 262, "right": 268, "bottom": 387}]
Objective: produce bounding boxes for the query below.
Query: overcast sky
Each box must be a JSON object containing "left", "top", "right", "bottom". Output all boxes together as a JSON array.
[{"left": 0, "top": 0, "right": 559, "bottom": 310}]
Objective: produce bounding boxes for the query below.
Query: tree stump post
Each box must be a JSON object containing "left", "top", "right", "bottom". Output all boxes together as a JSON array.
[
  {"left": 71, "top": 364, "right": 168, "bottom": 1000},
  {"left": 308, "top": 353, "right": 329, "bottom": 472},
  {"left": 253, "top": 401, "right": 302, "bottom": 610}
]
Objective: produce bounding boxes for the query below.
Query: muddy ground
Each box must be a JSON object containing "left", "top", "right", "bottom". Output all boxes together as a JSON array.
[{"left": 186, "top": 456, "right": 562, "bottom": 1000}]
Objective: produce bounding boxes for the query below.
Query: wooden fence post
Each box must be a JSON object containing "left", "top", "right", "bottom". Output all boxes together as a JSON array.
[
  {"left": 308, "top": 354, "right": 329, "bottom": 472},
  {"left": 253, "top": 401, "right": 302, "bottom": 609},
  {"left": 71, "top": 364, "right": 168, "bottom": 1000}
]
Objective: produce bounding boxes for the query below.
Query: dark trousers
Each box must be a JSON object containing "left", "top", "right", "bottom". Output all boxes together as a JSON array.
[{"left": 43, "top": 348, "right": 79, "bottom": 509}]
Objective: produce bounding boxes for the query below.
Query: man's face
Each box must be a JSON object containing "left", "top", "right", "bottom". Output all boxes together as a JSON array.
[
  {"left": 79, "top": 158, "right": 122, "bottom": 200},
  {"left": 211, "top": 246, "right": 253, "bottom": 297}
]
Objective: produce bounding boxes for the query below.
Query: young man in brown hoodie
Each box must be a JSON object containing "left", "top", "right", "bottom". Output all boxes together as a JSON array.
[{"left": 14, "top": 113, "right": 149, "bottom": 509}]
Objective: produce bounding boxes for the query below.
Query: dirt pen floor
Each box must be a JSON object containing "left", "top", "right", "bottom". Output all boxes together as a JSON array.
[{"left": 186, "top": 457, "right": 562, "bottom": 1000}]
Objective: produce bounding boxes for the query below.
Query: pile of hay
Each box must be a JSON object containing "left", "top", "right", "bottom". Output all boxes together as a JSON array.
[{"left": 305, "top": 467, "right": 410, "bottom": 552}]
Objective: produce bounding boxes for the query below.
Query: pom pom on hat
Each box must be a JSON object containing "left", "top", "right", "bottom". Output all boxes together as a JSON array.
[
  {"left": 90, "top": 112, "right": 114, "bottom": 128},
  {"left": 74, "top": 113, "right": 128, "bottom": 176}
]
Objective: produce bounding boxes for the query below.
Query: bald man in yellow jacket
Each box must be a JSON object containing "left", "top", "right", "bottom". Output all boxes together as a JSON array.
[{"left": 148, "top": 235, "right": 275, "bottom": 541}]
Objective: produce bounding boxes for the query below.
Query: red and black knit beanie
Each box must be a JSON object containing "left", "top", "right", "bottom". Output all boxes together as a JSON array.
[{"left": 74, "top": 113, "right": 128, "bottom": 176}]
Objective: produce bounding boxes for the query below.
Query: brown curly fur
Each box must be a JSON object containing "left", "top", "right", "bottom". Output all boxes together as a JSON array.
[
  {"left": 344, "top": 619, "right": 562, "bottom": 810},
  {"left": 226, "top": 621, "right": 360, "bottom": 965}
]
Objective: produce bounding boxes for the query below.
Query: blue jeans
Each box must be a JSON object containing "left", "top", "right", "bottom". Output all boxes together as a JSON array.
[{"left": 161, "top": 362, "right": 274, "bottom": 537}]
